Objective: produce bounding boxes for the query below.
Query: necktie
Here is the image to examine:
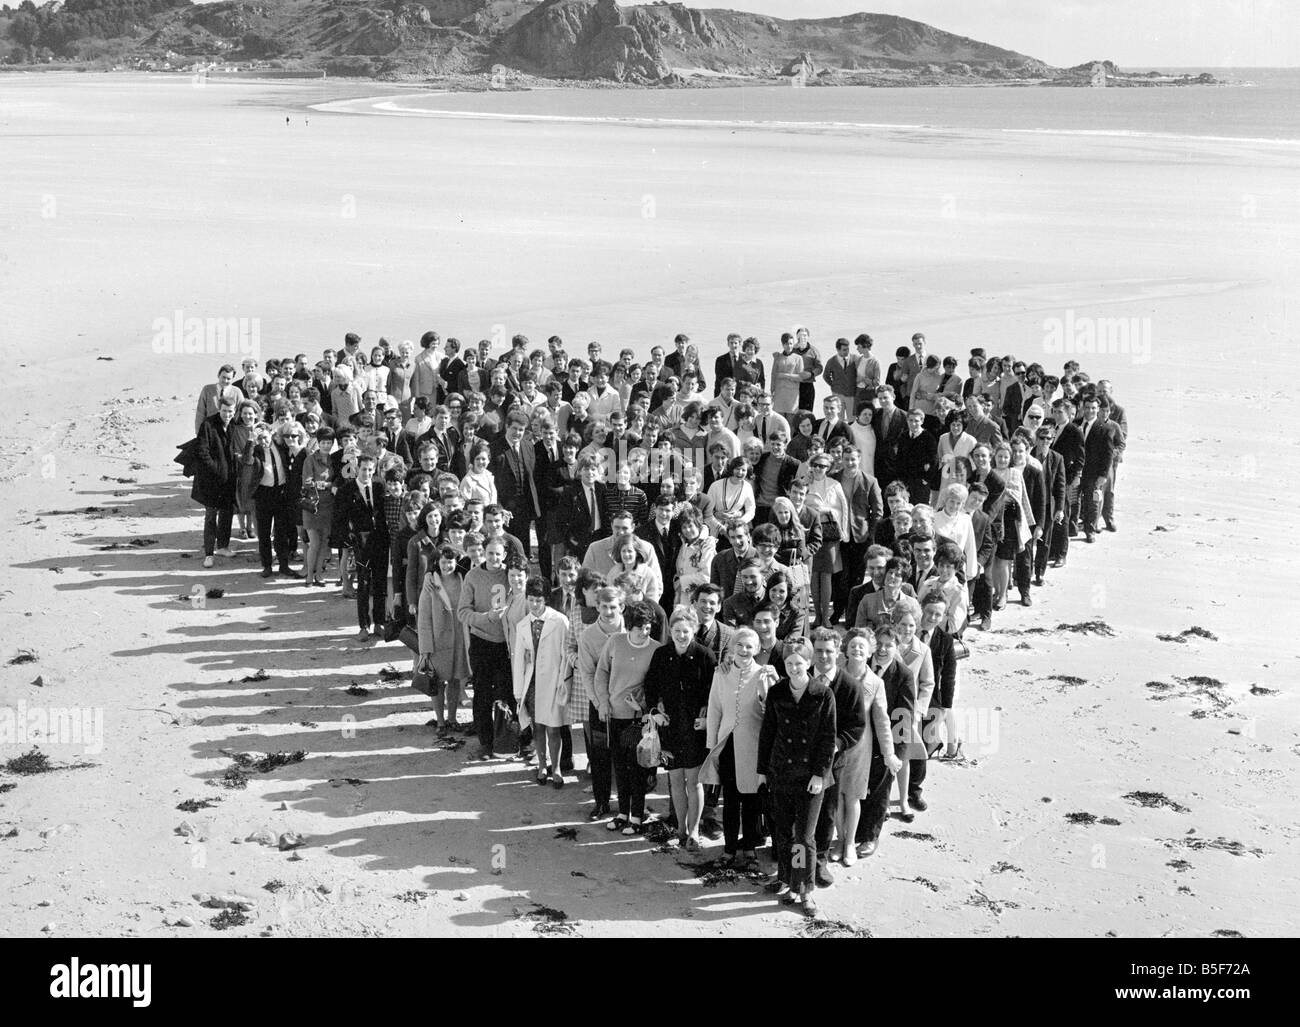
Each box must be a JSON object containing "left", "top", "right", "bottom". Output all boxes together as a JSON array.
[
  {"left": 531, "top": 618, "right": 543, "bottom": 649},
  {"left": 363, "top": 484, "right": 371, "bottom": 511},
  {"left": 759, "top": 417, "right": 767, "bottom": 439},
  {"left": 589, "top": 487, "right": 599, "bottom": 531},
  {"left": 270, "top": 447, "right": 280, "bottom": 487}
]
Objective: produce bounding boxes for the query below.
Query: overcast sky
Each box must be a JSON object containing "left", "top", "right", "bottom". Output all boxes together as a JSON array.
[{"left": 686, "top": 1, "right": 1297, "bottom": 68}]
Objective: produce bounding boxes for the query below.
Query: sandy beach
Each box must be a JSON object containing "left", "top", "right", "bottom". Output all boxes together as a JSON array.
[{"left": 0, "top": 73, "right": 1296, "bottom": 938}]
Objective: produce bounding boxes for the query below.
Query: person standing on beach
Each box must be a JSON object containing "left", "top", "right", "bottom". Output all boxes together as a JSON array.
[
  {"left": 1078, "top": 396, "right": 1118, "bottom": 544},
  {"left": 771, "top": 334, "right": 803, "bottom": 417},
  {"left": 193, "top": 395, "right": 237, "bottom": 568},
  {"left": 339, "top": 453, "right": 388, "bottom": 638},
  {"left": 194, "top": 365, "right": 241, "bottom": 436},
  {"left": 793, "top": 327, "right": 822, "bottom": 413},
  {"left": 458, "top": 538, "right": 512, "bottom": 760},
  {"left": 247, "top": 420, "right": 300, "bottom": 580}
]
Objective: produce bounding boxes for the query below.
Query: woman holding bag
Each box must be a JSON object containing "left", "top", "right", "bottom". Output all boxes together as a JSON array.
[
  {"left": 416, "top": 546, "right": 468, "bottom": 735},
  {"left": 512, "top": 576, "right": 574, "bottom": 788},
  {"left": 645, "top": 606, "right": 718, "bottom": 853},
  {"left": 702, "top": 627, "right": 777, "bottom": 868}
]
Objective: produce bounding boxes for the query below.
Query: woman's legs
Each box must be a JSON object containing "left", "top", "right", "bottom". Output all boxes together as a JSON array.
[
  {"left": 684, "top": 766, "right": 703, "bottom": 841},
  {"left": 838, "top": 791, "right": 861, "bottom": 867},
  {"left": 305, "top": 527, "right": 323, "bottom": 584},
  {"left": 991, "top": 557, "right": 1011, "bottom": 608},
  {"left": 812, "top": 571, "right": 833, "bottom": 626},
  {"left": 895, "top": 747, "right": 912, "bottom": 817},
  {"left": 668, "top": 768, "right": 687, "bottom": 840}
]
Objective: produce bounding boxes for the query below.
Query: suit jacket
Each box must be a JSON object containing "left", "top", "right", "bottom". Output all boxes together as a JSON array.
[
  {"left": 636, "top": 519, "right": 681, "bottom": 596},
  {"left": 838, "top": 470, "right": 884, "bottom": 543},
  {"left": 896, "top": 430, "right": 938, "bottom": 497},
  {"left": 564, "top": 479, "right": 609, "bottom": 553},
  {"left": 1036, "top": 448, "right": 1068, "bottom": 527},
  {"left": 750, "top": 453, "right": 801, "bottom": 507},
  {"left": 490, "top": 435, "right": 541, "bottom": 521},
  {"left": 1020, "top": 461, "right": 1048, "bottom": 533},
  {"left": 709, "top": 544, "right": 753, "bottom": 597},
  {"left": 1052, "top": 422, "right": 1086, "bottom": 482},
  {"left": 1107, "top": 403, "right": 1128, "bottom": 450},
  {"left": 417, "top": 425, "right": 463, "bottom": 479},
  {"left": 970, "top": 506, "right": 999, "bottom": 570},
  {"left": 338, "top": 478, "right": 390, "bottom": 557},
  {"left": 968, "top": 468, "right": 1006, "bottom": 514},
  {"left": 872, "top": 408, "right": 907, "bottom": 483},
  {"left": 191, "top": 414, "right": 235, "bottom": 508},
  {"left": 540, "top": 460, "right": 577, "bottom": 544},
  {"left": 822, "top": 354, "right": 858, "bottom": 400},
  {"left": 923, "top": 625, "right": 957, "bottom": 713},
  {"left": 824, "top": 668, "right": 867, "bottom": 761},
  {"left": 814, "top": 417, "right": 852, "bottom": 447},
  {"left": 247, "top": 439, "right": 294, "bottom": 503},
  {"left": 1081, "top": 419, "right": 1118, "bottom": 478},
  {"left": 1001, "top": 380, "right": 1026, "bottom": 428},
  {"left": 713, "top": 353, "right": 744, "bottom": 396}
]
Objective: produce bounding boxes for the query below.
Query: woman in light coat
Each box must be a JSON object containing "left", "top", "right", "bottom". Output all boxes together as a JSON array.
[
  {"left": 803, "top": 455, "right": 848, "bottom": 629},
  {"left": 512, "top": 576, "right": 573, "bottom": 786},
  {"left": 933, "top": 483, "right": 979, "bottom": 582},
  {"left": 701, "top": 628, "right": 778, "bottom": 868},
  {"left": 417, "top": 546, "right": 468, "bottom": 735},
  {"left": 935, "top": 411, "right": 978, "bottom": 504},
  {"left": 673, "top": 507, "right": 717, "bottom": 607}
]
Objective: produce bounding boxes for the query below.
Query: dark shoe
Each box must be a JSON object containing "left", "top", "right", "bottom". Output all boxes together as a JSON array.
[
  {"left": 535, "top": 771, "right": 551, "bottom": 786},
  {"left": 1050, "top": 558, "right": 1065, "bottom": 569},
  {"left": 552, "top": 774, "right": 565, "bottom": 790},
  {"left": 910, "top": 794, "right": 929, "bottom": 812},
  {"left": 261, "top": 567, "right": 274, "bottom": 578},
  {"left": 858, "top": 840, "right": 878, "bottom": 858},
  {"left": 1021, "top": 593, "right": 1032, "bottom": 608},
  {"left": 700, "top": 817, "right": 722, "bottom": 841},
  {"left": 381, "top": 620, "right": 402, "bottom": 643},
  {"left": 1032, "top": 576, "right": 1044, "bottom": 588},
  {"left": 279, "top": 566, "right": 303, "bottom": 579},
  {"left": 588, "top": 804, "right": 610, "bottom": 822},
  {"left": 897, "top": 811, "right": 915, "bottom": 824},
  {"left": 780, "top": 888, "right": 799, "bottom": 905},
  {"left": 800, "top": 894, "right": 819, "bottom": 918},
  {"left": 978, "top": 615, "right": 991, "bottom": 631},
  {"left": 1104, "top": 521, "right": 1117, "bottom": 533},
  {"left": 764, "top": 878, "right": 790, "bottom": 895},
  {"left": 1084, "top": 533, "right": 1095, "bottom": 544},
  {"left": 814, "top": 863, "right": 834, "bottom": 889}
]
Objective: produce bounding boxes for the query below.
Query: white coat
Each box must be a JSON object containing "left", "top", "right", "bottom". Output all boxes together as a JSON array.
[
  {"left": 700, "top": 661, "right": 773, "bottom": 794},
  {"left": 511, "top": 606, "right": 572, "bottom": 729}
]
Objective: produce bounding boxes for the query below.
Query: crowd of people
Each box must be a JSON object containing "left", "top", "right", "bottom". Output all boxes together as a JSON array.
[{"left": 184, "top": 328, "right": 1128, "bottom": 917}]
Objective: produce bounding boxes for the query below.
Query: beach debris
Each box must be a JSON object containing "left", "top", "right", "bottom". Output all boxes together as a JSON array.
[
  {"left": 570, "top": 870, "right": 588, "bottom": 879},
  {"left": 277, "top": 832, "right": 306, "bottom": 851},
  {"left": 893, "top": 830, "right": 938, "bottom": 842},
  {"left": 0, "top": 783, "right": 16, "bottom": 794},
  {"left": 1, "top": 827, "right": 19, "bottom": 840},
  {"left": 345, "top": 683, "right": 370, "bottom": 696},
  {"left": 197, "top": 892, "right": 255, "bottom": 911},
  {"left": 95, "top": 355, "right": 114, "bottom": 361},
  {"left": 990, "top": 862, "right": 1022, "bottom": 875},
  {"left": 245, "top": 828, "right": 277, "bottom": 846},
  {"left": 1045, "top": 674, "right": 1088, "bottom": 689},
  {"left": 1249, "top": 685, "right": 1278, "bottom": 696},
  {"left": 967, "top": 890, "right": 1020, "bottom": 915},
  {"left": 1123, "top": 791, "right": 1189, "bottom": 813},
  {"left": 554, "top": 826, "right": 579, "bottom": 841},
  {"left": 1065, "top": 812, "right": 1097, "bottom": 825},
  {"left": 175, "top": 821, "right": 208, "bottom": 842},
  {"left": 210, "top": 909, "right": 249, "bottom": 931},
  {"left": 1157, "top": 627, "right": 1218, "bottom": 644},
  {"left": 263, "top": 880, "right": 286, "bottom": 893},
  {"left": 514, "top": 903, "right": 576, "bottom": 936},
  {"left": 95, "top": 538, "right": 158, "bottom": 550},
  {"left": 221, "top": 766, "right": 250, "bottom": 789},
  {"left": 240, "top": 669, "right": 270, "bottom": 683},
  {"left": 1098, "top": 817, "right": 1122, "bottom": 826},
  {"left": 8, "top": 649, "right": 38, "bottom": 666},
  {"left": 1146, "top": 676, "right": 1234, "bottom": 716},
  {"left": 1211, "top": 929, "right": 1244, "bottom": 938},
  {"left": 100, "top": 475, "right": 138, "bottom": 484},
  {"left": 176, "top": 798, "right": 221, "bottom": 813},
  {"left": 40, "top": 823, "right": 76, "bottom": 839},
  {"left": 377, "top": 665, "right": 404, "bottom": 681},
  {"left": 644, "top": 819, "right": 674, "bottom": 844},
  {"left": 173, "top": 917, "right": 195, "bottom": 928},
  {"left": 1056, "top": 620, "right": 1116, "bottom": 636},
  {"left": 688, "top": 857, "right": 768, "bottom": 887},
  {"left": 205, "top": 588, "right": 225, "bottom": 599},
  {"left": 328, "top": 778, "right": 367, "bottom": 788},
  {"left": 396, "top": 890, "right": 430, "bottom": 903},
  {"left": 899, "top": 875, "right": 941, "bottom": 892},
  {"left": 224, "top": 750, "right": 306, "bottom": 774},
  {"left": 1167, "top": 859, "right": 1192, "bottom": 872},
  {"left": 1159, "top": 835, "right": 1263, "bottom": 859},
  {"left": 800, "top": 919, "right": 872, "bottom": 939},
  {"left": 30, "top": 676, "right": 44, "bottom": 688},
  {"left": 5, "top": 748, "right": 52, "bottom": 775}
]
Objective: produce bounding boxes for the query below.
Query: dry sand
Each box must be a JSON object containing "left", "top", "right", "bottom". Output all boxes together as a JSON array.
[{"left": 0, "top": 74, "right": 1296, "bottom": 937}]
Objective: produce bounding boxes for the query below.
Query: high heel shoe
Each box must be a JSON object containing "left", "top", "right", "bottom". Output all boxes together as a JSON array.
[{"left": 943, "top": 741, "right": 964, "bottom": 761}]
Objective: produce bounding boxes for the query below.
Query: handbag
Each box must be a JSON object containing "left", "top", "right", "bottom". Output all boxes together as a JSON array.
[
  {"left": 636, "top": 718, "right": 663, "bottom": 769},
  {"left": 492, "top": 702, "right": 521, "bottom": 754},
  {"left": 398, "top": 624, "right": 419, "bottom": 653},
  {"left": 819, "top": 512, "right": 842, "bottom": 544},
  {"left": 412, "top": 655, "right": 443, "bottom": 698},
  {"left": 786, "top": 561, "right": 811, "bottom": 590},
  {"left": 300, "top": 481, "right": 320, "bottom": 515}
]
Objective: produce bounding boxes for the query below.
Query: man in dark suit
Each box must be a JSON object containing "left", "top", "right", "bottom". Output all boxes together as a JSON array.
[
  {"left": 896, "top": 408, "right": 938, "bottom": 509},
  {"left": 1011, "top": 437, "right": 1047, "bottom": 606},
  {"left": 1095, "top": 385, "right": 1126, "bottom": 532},
  {"left": 339, "top": 453, "right": 389, "bottom": 640},
  {"left": 417, "top": 404, "right": 463, "bottom": 479},
  {"left": 1031, "top": 426, "right": 1068, "bottom": 584},
  {"left": 967, "top": 444, "right": 1006, "bottom": 515},
  {"left": 1050, "top": 397, "right": 1086, "bottom": 553},
  {"left": 845, "top": 544, "right": 891, "bottom": 629},
  {"left": 814, "top": 395, "right": 852, "bottom": 447},
  {"left": 533, "top": 420, "right": 571, "bottom": 581},
  {"left": 635, "top": 494, "right": 680, "bottom": 615},
  {"left": 247, "top": 425, "right": 300, "bottom": 579},
  {"left": 1078, "top": 396, "right": 1118, "bottom": 544},
  {"left": 810, "top": 629, "right": 866, "bottom": 887},
  {"left": 1001, "top": 363, "right": 1027, "bottom": 428},
  {"left": 872, "top": 385, "right": 908, "bottom": 486},
  {"left": 836, "top": 448, "right": 884, "bottom": 623},
  {"left": 564, "top": 456, "right": 609, "bottom": 557},
  {"left": 713, "top": 334, "right": 744, "bottom": 397},
  {"left": 192, "top": 398, "right": 237, "bottom": 566},
  {"left": 490, "top": 408, "right": 541, "bottom": 558},
  {"left": 709, "top": 522, "right": 755, "bottom": 598}
]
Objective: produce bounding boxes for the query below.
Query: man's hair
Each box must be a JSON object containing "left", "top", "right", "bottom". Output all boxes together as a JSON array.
[
  {"left": 751, "top": 523, "right": 780, "bottom": 546},
  {"left": 692, "top": 582, "right": 723, "bottom": 602},
  {"left": 810, "top": 627, "right": 840, "bottom": 647}
]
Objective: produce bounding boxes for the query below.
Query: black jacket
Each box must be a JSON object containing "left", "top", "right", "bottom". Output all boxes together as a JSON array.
[
  {"left": 645, "top": 641, "right": 717, "bottom": 766},
  {"left": 190, "top": 414, "right": 234, "bottom": 509},
  {"left": 758, "top": 676, "right": 837, "bottom": 791},
  {"left": 825, "top": 667, "right": 867, "bottom": 763}
]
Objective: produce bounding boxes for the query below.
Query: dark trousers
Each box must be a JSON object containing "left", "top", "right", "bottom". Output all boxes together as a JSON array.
[
  {"left": 536, "top": 521, "right": 554, "bottom": 581},
  {"left": 354, "top": 540, "right": 387, "bottom": 631},
  {"left": 254, "top": 485, "right": 294, "bottom": 569},
  {"left": 1064, "top": 477, "right": 1081, "bottom": 537},
  {"left": 1081, "top": 472, "right": 1105, "bottom": 535},
  {"left": 813, "top": 774, "right": 841, "bottom": 867},
  {"left": 203, "top": 504, "right": 233, "bottom": 556},
  {"left": 855, "top": 750, "right": 895, "bottom": 846},
  {"left": 471, "top": 635, "right": 510, "bottom": 752},
  {"left": 719, "top": 737, "right": 761, "bottom": 853},
  {"left": 772, "top": 786, "right": 823, "bottom": 895},
  {"left": 836, "top": 539, "right": 868, "bottom": 619},
  {"left": 1013, "top": 542, "right": 1034, "bottom": 597},
  {"left": 1102, "top": 459, "right": 1119, "bottom": 523},
  {"left": 585, "top": 702, "right": 611, "bottom": 807},
  {"left": 1035, "top": 523, "right": 1056, "bottom": 577},
  {"left": 559, "top": 725, "right": 574, "bottom": 774},
  {"left": 609, "top": 717, "right": 646, "bottom": 821},
  {"left": 971, "top": 573, "right": 993, "bottom": 619}
]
